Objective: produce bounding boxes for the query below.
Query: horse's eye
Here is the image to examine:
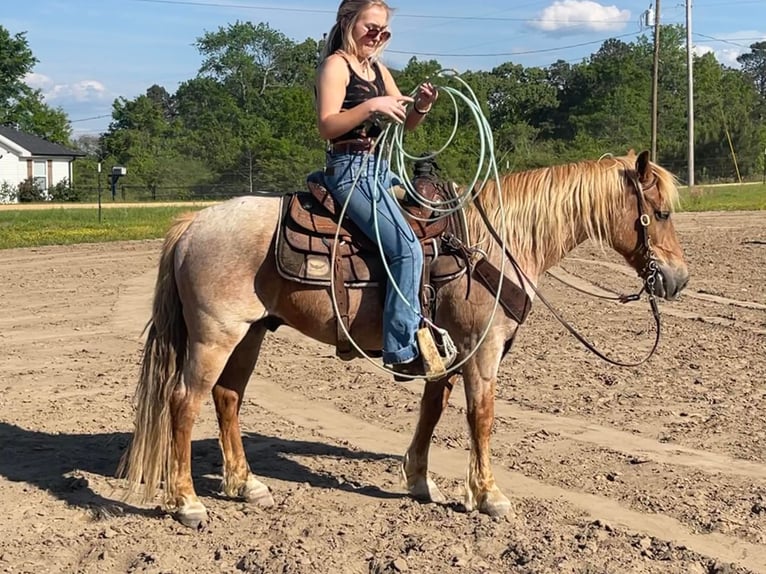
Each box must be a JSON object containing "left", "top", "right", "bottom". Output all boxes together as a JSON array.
[{"left": 655, "top": 210, "right": 671, "bottom": 221}]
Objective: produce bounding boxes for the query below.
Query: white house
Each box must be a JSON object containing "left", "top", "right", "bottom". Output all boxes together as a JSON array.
[{"left": 0, "top": 125, "right": 85, "bottom": 202}]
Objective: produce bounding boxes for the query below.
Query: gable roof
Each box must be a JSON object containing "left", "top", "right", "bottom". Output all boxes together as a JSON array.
[{"left": 0, "top": 125, "right": 85, "bottom": 157}]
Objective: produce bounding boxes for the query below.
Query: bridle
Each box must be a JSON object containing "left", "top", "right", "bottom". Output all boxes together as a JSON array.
[{"left": 475, "top": 168, "right": 664, "bottom": 367}]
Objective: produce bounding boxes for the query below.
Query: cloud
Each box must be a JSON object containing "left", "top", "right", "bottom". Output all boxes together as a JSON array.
[
  {"left": 530, "top": 0, "right": 631, "bottom": 35},
  {"left": 46, "top": 80, "right": 108, "bottom": 102},
  {"left": 24, "top": 72, "right": 54, "bottom": 90},
  {"left": 24, "top": 73, "right": 109, "bottom": 102},
  {"left": 694, "top": 44, "right": 741, "bottom": 67}
]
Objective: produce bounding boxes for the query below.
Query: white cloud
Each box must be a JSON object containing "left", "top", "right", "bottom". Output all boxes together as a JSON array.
[
  {"left": 530, "top": 0, "right": 631, "bottom": 35},
  {"left": 24, "top": 73, "right": 109, "bottom": 102},
  {"left": 46, "top": 80, "right": 108, "bottom": 102},
  {"left": 24, "top": 72, "right": 54, "bottom": 90}
]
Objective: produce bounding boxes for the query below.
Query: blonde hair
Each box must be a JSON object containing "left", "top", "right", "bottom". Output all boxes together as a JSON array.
[{"left": 319, "top": 0, "right": 393, "bottom": 64}]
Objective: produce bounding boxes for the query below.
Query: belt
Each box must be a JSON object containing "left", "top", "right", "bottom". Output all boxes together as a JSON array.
[{"left": 329, "top": 138, "right": 376, "bottom": 154}]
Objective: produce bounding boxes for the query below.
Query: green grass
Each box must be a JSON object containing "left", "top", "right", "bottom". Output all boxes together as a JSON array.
[
  {"left": 0, "top": 206, "right": 206, "bottom": 250},
  {"left": 678, "top": 182, "right": 766, "bottom": 212},
  {"left": 1, "top": 183, "right": 764, "bottom": 250}
]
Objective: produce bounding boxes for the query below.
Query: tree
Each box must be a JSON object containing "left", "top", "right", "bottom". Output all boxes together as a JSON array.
[
  {"left": 102, "top": 87, "right": 213, "bottom": 199},
  {"left": 0, "top": 25, "right": 71, "bottom": 143},
  {"left": 737, "top": 41, "right": 766, "bottom": 100}
]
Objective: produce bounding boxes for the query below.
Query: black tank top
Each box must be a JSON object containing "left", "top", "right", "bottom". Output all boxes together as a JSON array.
[{"left": 331, "top": 55, "right": 387, "bottom": 144}]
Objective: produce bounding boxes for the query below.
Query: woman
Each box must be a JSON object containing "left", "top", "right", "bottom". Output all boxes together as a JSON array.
[{"left": 315, "top": 0, "right": 439, "bottom": 376}]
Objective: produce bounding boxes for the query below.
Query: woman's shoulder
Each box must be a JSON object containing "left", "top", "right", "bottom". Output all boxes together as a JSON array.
[
  {"left": 318, "top": 53, "right": 351, "bottom": 80},
  {"left": 320, "top": 53, "right": 352, "bottom": 74}
]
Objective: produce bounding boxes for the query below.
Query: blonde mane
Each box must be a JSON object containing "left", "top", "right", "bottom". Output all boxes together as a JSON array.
[{"left": 466, "top": 155, "right": 680, "bottom": 269}]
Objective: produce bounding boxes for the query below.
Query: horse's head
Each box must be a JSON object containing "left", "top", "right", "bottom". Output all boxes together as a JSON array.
[{"left": 611, "top": 150, "right": 689, "bottom": 300}]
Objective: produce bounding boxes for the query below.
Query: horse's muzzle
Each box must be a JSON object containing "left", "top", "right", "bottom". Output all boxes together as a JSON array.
[{"left": 651, "top": 264, "right": 689, "bottom": 301}]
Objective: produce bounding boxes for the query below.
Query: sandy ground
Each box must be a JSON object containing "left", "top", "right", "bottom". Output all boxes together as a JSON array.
[{"left": 0, "top": 211, "right": 764, "bottom": 574}]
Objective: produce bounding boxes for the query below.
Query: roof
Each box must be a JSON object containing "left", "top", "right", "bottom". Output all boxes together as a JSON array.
[{"left": 0, "top": 125, "right": 85, "bottom": 157}]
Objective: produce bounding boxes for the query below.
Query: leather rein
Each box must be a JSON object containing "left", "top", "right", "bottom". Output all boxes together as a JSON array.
[{"left": 473, "top": 170, "right": 663, "bottom": 368}]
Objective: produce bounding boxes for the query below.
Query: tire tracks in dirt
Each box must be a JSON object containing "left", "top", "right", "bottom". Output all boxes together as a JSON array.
[{"left": 248, "top": 377, "right": 766, "bottom": 573}]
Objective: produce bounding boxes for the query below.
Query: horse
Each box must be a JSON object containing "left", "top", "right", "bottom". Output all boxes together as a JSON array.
[{"left": 118, "top": 150, "right": 689, "bottom": 528}]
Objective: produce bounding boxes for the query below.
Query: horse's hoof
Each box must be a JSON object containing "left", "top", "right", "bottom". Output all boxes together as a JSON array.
[
  {"left": 409, "top": 477, "right": 447, "bottom": 504},
  {"left": 174, "top": 501, "right": 208, "bottom": 529},
  {"left": 243, "top": 477, "right": 274, "bottom": 507},
  {"left": 244, "top": 484, "right": 274, "bottom": 507},
  {"left": 479, "top": 488, "right": 511, "bottom": 518}
]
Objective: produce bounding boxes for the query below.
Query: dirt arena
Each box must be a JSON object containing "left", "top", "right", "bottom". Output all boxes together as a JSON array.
[{"left": 0, "top": 211, "right": 764, "bottom": 574}]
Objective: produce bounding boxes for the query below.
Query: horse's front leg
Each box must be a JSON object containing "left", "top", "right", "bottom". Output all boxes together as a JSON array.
[
  {"left": 402, "top": 374, "right": 459, "bottom": 503},
  {"left": 461, "top": 338, "right": 511, "bottom": 517}
]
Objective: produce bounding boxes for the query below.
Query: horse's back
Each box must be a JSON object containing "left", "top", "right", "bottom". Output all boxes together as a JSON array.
[{"left": 173, "top": 195, "right": 282, "bottom": 318}]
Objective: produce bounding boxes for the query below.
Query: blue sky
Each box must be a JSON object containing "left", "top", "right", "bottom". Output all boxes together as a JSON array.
[{"left": 5, "top": 0, "right": 765, "bottom": 136}]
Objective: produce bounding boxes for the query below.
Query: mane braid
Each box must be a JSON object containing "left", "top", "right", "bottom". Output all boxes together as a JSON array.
[{"left": 466, "top": 156, "right": 679, "bottom": 271}]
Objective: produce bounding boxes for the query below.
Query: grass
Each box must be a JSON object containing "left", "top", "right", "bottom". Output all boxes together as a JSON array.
[
  {"left": 0, "top": 205, "right": 205, "bottom": 250},
  {"left": 0, "top": 183, "right": 764, "bottom": 250},
  {"left": 678, "top": 182, "right": 766, "bottom": 212}
]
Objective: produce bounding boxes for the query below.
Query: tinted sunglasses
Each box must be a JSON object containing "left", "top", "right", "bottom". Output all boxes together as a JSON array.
[{"left": 364, "top": 26, "right": 391, "bottom": 42}]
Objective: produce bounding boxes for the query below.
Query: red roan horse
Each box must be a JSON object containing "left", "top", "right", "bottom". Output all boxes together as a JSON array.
[{"left": 119, "top": 150, "right": 688, "bottom": 527}]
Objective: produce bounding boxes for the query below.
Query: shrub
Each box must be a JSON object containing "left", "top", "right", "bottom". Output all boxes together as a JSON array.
[
  {"left": 48, "top": 178, "right": 84, "bottom": 202},
  {"left": 0, "top": 181, "right": 17, "bottom": 203},
  {"left": 17, "top": 178, "right": 45, "bottom": 202}
]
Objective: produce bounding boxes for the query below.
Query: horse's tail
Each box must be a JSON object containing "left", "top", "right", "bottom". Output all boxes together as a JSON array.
[{"left": 118, "top": 211, "right": 197, "bottom": 503}]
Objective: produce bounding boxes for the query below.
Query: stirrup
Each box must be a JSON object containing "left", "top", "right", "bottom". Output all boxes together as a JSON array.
[{"left": 416, "top": 326, "right": 457, "bottom": 380}]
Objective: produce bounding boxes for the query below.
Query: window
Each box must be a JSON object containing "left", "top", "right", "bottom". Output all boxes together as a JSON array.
[{"left": 33, "top": 160, "right": 47, "bottom": 190}]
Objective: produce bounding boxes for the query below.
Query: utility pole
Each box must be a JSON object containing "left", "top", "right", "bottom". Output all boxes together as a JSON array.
[
  {"left": 651, "top": 0, "right": 661, "bottom": 162},
  {"left": 686, "top": 0, "right": 695, "bottom": 188}
]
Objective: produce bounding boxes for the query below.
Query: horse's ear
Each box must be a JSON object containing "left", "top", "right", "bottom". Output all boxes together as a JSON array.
[
  {"left": 636, "top": 150, "right": 651, "bottom": 181},
  {"left": 627, "top": 148, "right": 636, "bottom": 157}
]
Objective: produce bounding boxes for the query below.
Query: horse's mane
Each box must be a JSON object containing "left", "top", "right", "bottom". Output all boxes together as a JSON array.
[{"left": 465, "top": 155, "right": 680, "bottom": 269}]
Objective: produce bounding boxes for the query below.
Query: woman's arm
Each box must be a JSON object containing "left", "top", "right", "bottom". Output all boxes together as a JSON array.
[{"left": 316, "top": 55, "right": 375, "bottom": 141}]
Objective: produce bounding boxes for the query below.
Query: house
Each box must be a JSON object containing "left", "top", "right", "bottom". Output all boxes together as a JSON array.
[{"left": 0, "top": 125, "right": 85, "bottom": 202}]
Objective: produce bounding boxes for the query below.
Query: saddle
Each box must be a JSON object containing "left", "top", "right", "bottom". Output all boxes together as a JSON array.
[{"left": 275, "top": 159, "right": 468, "bottom": 358}]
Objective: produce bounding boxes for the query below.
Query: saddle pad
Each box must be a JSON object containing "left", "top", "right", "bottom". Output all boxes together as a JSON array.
[{"left": 275, "top": 194, "right": 465, "bottom": 287}]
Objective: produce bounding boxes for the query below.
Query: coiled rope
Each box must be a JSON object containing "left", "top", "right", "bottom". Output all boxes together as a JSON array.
[{"left": 327, "top": 69, "right": 513, "bottom": 380}]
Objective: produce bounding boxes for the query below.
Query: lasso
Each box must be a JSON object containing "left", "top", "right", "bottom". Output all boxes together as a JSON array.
[{"left": 328, "top": 69, "right": 513, "bottom": 380}]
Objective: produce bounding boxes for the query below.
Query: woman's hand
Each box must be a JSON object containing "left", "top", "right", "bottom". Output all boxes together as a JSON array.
[
  {"left": 369, "top": 95, "right": 415, "bottom": 124},
  {"left": 414, "top": 82, "right": 438, "bottom": 113}
]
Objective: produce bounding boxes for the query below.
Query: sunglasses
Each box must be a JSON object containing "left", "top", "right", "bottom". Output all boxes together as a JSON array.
[{"left": 363, "top": 25, "right": 391, "bottom": 42}]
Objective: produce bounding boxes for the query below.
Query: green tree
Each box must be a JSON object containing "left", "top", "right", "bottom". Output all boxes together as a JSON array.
[
  {"left": 0, "top": 26, "right": 71, "bottom": 143},
  {"left": 737, "top": 41, "right": 766, "bottom": 100},
  {"left": 102, "top": 86, "right": 213, "bottom": 198}
]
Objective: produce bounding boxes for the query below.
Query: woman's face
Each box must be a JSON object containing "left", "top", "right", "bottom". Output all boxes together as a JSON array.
[{"left": 350, "top": 5, "right": 390, "bottom": 58}]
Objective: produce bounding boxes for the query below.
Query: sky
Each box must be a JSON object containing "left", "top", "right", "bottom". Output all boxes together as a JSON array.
[{"left": 4, "top": 0, "right": 765, "bottom": 136}]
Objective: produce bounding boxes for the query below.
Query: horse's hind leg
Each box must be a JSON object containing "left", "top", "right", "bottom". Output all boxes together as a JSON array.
[
  {"left": 402, "top": 374, "right": 459, "bottom": 504},
  {"left": 170, "top": 324, "right": 248, "bottom": 528},
  {"left": 212, "top": 320, "right": 274, "bottom": 506}
]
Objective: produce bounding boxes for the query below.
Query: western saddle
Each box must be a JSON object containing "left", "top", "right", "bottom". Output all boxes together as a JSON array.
[{"left": 274, "top": 157, "right": 532, "bottom": 363}]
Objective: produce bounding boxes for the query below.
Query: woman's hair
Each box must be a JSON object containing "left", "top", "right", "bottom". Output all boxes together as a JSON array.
[{"left": 319, "top": 0, "right": 393, "bottom": 64}]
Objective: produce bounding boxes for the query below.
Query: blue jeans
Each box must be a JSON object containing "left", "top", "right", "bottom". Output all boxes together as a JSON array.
[{"left": 323, "top": 151, "right": 423, "bottom": 364}]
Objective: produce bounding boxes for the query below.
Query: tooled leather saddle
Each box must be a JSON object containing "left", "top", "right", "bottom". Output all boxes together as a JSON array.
[{"left": 275, "top": 159, "right": 469, "bottom": 358}]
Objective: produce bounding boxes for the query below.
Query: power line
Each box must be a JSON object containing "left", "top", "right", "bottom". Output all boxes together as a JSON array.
[
  {"left": 125, "top": 0, "right": 636, "bottom": 24},
  {"left": 693, "top": 32, "right": 753, "bottom": 50},
  {"left": 70, "top": 114, "right": 112, "bottom": 123},
  {"left": 387, "top": 32, "right": 639, "bottom": 58}
]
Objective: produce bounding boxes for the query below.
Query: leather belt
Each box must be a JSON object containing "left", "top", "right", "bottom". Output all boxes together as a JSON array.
[{"left": 329, "top": 138, "right": 376, "bottom": 154}]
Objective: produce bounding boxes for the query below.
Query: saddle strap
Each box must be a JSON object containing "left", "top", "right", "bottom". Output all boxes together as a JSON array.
[
  {"left": 332, "top": 249, "right": 353, "bottom": 358},
  {"left": 472, "top": 258, "right": 532, "bottom": 325}
]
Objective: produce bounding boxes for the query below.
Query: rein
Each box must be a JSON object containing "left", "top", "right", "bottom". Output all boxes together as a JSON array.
[{"left": 474, "top": 170, "right": 663, "bottom": 368}]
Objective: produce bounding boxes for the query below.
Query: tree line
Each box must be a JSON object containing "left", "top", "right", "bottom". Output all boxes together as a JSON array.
[{"left": 2, "top": 23, "right": 766, "bottom": 200}]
